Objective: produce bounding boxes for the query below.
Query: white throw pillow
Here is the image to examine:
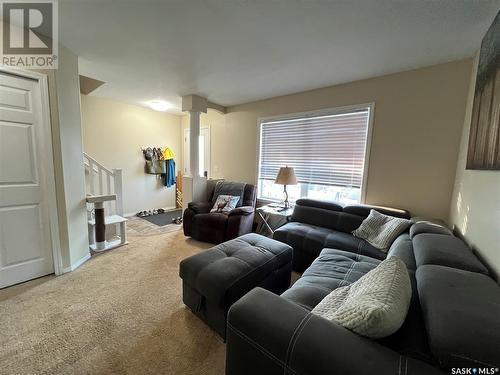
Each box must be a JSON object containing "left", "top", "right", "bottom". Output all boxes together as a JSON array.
[
  {"left": 353, "top": 209, "right": 411, "bottom": 250},
  {"left": 210, "top": 195, "right": 240, "bottom": 213},
  {"left": 311, "top": 256, "right": 411, "bottom": 339}
]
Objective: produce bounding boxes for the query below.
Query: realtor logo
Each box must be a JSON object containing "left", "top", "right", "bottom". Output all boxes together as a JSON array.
[{"left": 0, "top": 0, "right": 58, "bottom": 68}]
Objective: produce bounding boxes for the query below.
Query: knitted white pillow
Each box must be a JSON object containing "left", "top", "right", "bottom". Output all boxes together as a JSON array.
[
  {"left": 353, "top": 209, "right": 411, "bottom": 250},
  {"left": 311, "top": 256, "right": 411, "bottom": 339}
]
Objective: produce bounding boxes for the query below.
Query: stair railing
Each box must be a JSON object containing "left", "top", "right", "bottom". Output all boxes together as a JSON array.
[{"left": 83, "top": 152, "right": 123, "bottom": 216}]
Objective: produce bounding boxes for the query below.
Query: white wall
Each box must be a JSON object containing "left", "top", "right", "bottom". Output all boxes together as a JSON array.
[
  {"left": 81, "top": 96, "right": 182, "bottom": 215},
  {"left": 449, "top": 52, "right": 500, "bottom": 279}
]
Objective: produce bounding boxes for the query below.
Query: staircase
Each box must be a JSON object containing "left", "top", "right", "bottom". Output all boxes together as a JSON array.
[{"left": 84, "top": 153, "right": 127, "bottom": 252}]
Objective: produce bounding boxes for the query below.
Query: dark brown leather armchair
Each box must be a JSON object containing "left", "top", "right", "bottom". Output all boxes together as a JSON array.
[{"left": 183, "top": 183, "right": 257, "bottom": 244}]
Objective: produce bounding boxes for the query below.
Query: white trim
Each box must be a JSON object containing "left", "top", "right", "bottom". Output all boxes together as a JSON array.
[
  {"left": 63, "top": 253, "right": 91, "bottom": 273},
  {"left": 360, "top": 103, "right": 375, "bottom": 203},
  {"left": 256, "top": 102, "right": 375, "bottom": 204},
  {"left": 0, "top": 66, "right": 64, "bottom": 276},
  {"left": 183, "top": 125, "right": 211, "bottom": 178}
]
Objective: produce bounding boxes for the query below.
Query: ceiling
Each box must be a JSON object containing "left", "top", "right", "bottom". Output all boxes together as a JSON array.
[{"left": 59, "top": 0, "right": 499, "bottom": 113}]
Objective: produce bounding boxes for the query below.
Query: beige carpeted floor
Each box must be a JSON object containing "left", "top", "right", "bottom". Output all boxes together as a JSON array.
[{"left": 0, "top": 228, "right": 226, "bottom": 375}]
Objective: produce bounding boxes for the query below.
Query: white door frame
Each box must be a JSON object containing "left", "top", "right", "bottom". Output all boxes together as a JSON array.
[
  {"left": 183, "top": 125, "right": 211, "bottom": 178},
  {"left": 0, "top": 67, "right": 63, "bottom": 276}
]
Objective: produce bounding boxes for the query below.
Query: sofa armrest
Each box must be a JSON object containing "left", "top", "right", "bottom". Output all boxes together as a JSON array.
[
  {"left": 228, "top": 206, "right": 255, "bottom": 216},
  {"left": 187, "top": 201, "right": 212, "bottom": 214},
  {"left": 226, "top": 288, "right": 444, "bottom": 375}
]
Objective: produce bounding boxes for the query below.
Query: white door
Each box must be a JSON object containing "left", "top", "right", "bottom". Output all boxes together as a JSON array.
[
  {"left": 184, "top": 127, "right": 210, "bottom": 178},
  {"left": 0, "top": 72, "right": 55, "bottom": 288}
]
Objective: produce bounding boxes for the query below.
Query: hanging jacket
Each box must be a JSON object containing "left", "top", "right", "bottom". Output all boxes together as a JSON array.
[
  {"left": 164, "top": 159, "right": 176, "bottom": 187},
  {"left": 163, "top": 147, "right": 175, "bottom": 160}
]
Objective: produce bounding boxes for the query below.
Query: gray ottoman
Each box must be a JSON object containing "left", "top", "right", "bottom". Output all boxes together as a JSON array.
[{"left": 179, "top": 233, "right": 292, "bottom": 339}]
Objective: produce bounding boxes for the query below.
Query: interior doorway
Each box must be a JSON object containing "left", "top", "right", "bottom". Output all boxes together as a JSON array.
[{"left": 183, "top": 126, "right": 210, "bottom": 178}]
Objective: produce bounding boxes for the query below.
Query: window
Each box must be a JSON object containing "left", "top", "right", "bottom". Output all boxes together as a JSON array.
[{"left": 258, "top": 105, "right": 372, "bottom": 205}]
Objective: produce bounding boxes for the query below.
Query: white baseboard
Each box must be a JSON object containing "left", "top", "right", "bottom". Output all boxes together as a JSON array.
[{"left": 63, "top": 252, "right": 91, "bottom": 273}]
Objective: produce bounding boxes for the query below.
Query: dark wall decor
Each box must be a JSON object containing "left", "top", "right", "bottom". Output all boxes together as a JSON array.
[{"left": 467, "top": 10, "right": 500, "bottom": 170}]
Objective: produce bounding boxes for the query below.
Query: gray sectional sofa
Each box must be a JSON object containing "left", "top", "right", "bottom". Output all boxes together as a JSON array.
[
  {"left": 273, "top": 199, "right": 412, "bottom": 272},
  {"left": 225, "top": 199, "right": 500, "bottom": 375}
]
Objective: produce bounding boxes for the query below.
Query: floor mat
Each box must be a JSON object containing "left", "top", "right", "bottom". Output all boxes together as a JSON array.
[{"left": 139, "top": 209, "right": 183, "bottom": 226}]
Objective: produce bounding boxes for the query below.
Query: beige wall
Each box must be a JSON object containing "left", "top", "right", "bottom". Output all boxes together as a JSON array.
[
  {"left": 81, "top": 96, "right": 182, "bottom": 215},
  {"left": 449, "top": 53, "right": 500, "bottom": 278},
  {"left": 209, "top": 59, "right": 472, "bottom": 220}
]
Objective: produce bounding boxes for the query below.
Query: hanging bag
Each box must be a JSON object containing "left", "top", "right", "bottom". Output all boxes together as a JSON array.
[{"left": 145, "top": 159, "right": 166, "bottom": 174}]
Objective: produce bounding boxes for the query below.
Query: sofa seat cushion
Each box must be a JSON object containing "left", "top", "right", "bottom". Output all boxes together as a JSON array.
[
  {"left": 417, "top": 265, "right": 500, "bottom": 369},
  {"left": 179, "top": 233, "right": 292, "bottom": 304},
  {"left": 281, "top": 248, "right": 381, "bottom": 310},
  {"left": 274, "top": 222, "right": 386, "bottom": 261},
  {"left": 413, "top": 234, "right": 488, "bottom": 275}
]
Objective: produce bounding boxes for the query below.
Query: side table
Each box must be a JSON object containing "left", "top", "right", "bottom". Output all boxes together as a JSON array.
[{"left": 256, "top": 204, "right": 294, "bottom": 236}]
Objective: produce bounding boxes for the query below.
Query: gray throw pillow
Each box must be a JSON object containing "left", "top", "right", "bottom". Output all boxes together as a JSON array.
[
  {"left": 312, "top": 256, "right": 411, "bottom": 339},
  {"left": 353, "top": 209, "right": 411, "bottom": 250}
]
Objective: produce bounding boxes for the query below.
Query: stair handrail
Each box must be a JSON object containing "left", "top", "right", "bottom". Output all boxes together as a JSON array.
[{"left": 83, "top": 152, "right": 124, "bottom": 216}]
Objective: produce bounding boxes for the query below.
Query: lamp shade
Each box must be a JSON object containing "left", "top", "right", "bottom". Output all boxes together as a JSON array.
[{"left": 275, "top": 167, "right": 297, "bottom": 185}]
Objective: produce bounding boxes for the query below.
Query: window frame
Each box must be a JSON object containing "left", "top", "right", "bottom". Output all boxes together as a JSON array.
[{"left": 255, "top": 103, "right": 375, "bottom": 204}]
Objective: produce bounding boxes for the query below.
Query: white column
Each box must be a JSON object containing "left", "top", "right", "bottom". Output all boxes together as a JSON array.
[
  {"left": 189, "top": 111, "right": 201, "bottom": 177},
  {"left": 182, "top": 95, "right": 208, "bottom": 207}
]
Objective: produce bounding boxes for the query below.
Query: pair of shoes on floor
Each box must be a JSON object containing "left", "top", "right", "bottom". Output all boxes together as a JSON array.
[
  {"left": 137, "top": 208, "right": 167, "bottom": 217},
  {"left": 172, "top": 217, "right": 182, "bottom": 225}
]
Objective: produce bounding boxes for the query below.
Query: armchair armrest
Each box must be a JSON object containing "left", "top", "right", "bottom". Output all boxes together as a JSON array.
[
  {"left": 226, "top": 288, "right": 444, "bottom": 375},
  {"left": 187, "top": 202, "right": 212, "bottom": 214},
  {"left": 228, "top": 206, "right": 255, "bottom": 216}
]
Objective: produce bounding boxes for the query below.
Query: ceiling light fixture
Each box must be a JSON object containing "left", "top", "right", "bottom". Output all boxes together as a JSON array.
[{"left": 147, "top": 100, "right": 171, "bottom": 112}]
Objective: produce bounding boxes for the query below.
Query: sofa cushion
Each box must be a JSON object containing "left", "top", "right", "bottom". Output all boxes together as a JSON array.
[
  {"left": 409, "top": 221, "right": 452, "bottom": 239},
  {"left": 294, "top": 198, "right": 344, "bottom": 212},
  {"left": 312, "top": 257, "right": 412, "bottom": 339},
  {"left": 343, "top": 204, "right": 411, "bottom": 219},
  {"left": 274, "top": 222, "right": 386, "bottom": 262},
  {"left": 412, "top": 234, "right": 488, "bottom": 274},
  {"left": 417, "top": 265, "right": 500, "bottom": 369},
  {"left": 386, "top": 233, "right": 416, "bottom": 270},
  {"left": 281, "top": 249, "right": 380, "bottom": 310},
  {"left": 291, "top": 203, "right": 343, "bottom": 231},
  {"left": 335, "top": 212, "right": 365, "bottom": 233},
  {"left": 352, "top": 210, "right": 411, "bottom": 250}
]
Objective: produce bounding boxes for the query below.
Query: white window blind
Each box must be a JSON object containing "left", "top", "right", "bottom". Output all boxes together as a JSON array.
[{"left": 259, "top": 108, "right": 371, "bottom": 189}]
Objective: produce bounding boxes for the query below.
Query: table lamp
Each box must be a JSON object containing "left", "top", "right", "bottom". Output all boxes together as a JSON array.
[{"left": 274, "top": 166, "right": 297, "bottom": 208}]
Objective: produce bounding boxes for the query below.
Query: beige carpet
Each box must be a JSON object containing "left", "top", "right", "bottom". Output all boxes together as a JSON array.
[{"left": 0, "top": 229, "right": 226, "bottom": 375}]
